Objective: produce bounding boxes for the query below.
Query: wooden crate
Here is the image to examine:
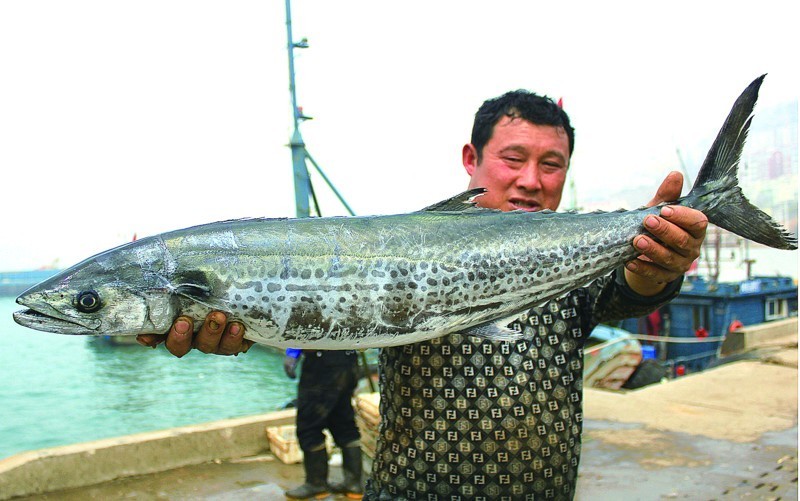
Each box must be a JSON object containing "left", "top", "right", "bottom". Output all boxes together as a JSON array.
[
  {"left": 266, "top": 424, "right": 303, "bottom": 464},
  {"left": 265, "top": 424, "right": 336, "bottom": 464},
  {"left": 354, "top": 393, "right": 381, "bottom": 458}
]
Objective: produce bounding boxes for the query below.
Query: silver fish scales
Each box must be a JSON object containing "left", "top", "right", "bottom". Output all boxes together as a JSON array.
[{"left": 13, "top": 75, "right": 797, "bottom": 348}]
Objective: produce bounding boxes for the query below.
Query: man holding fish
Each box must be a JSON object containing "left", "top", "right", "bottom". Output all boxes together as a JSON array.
[{"left": 138, "top": 89, "right": 706, "bottom": 500}]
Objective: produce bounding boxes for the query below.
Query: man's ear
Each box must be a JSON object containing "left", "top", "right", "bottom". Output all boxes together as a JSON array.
[{"left": 462, "top": 143, "right": 479, "bottom": 176}]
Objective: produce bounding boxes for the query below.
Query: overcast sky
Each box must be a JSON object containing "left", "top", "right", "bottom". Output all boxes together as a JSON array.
[{"left": 0, "top": 0, "right": 797, "bottom": 272}]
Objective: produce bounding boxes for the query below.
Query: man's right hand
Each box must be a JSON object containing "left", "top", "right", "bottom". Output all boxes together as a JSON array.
[{"left": 136, "top": 312, "right": 252, "bottom": 357}]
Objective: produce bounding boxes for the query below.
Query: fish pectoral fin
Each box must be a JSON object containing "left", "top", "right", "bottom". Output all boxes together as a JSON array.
[
  {"left": 174, "top": 284, "right": 231, "bottom": 313},
  {"left": 463, "top": 317, "right": 524, "bottom": 342},
  {"left": 175, "top": 283, "right": 212, "bottom": 297}
]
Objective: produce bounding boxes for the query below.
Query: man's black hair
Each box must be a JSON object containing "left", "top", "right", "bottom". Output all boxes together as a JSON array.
[{"left": 470, "top": 90, "right": 574, "bottom": 162}]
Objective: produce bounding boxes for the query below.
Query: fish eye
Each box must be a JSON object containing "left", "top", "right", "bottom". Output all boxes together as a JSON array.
[{"left": 75, "top": 290, "right": 102, "bottom": 313}]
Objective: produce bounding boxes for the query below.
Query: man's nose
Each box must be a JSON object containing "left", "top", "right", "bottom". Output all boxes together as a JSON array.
[{"left": 516, "top": 164, "right": 542, "bottom": 191}]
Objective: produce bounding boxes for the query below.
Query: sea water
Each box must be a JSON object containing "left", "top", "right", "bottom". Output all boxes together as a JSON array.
[{"left": 0, "top": 296, "right": 298, "bottom": 459}]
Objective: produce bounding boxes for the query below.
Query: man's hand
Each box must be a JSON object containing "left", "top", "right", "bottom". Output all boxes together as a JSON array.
[
  {"left": 136, "top": 312, "right": 252, "bottom": 358},
  {"left": 283, "top": 355, "right": 299, "bottom": 379},
  {"left": 624, "top": 171, "right": 707, "bottom": 296}
]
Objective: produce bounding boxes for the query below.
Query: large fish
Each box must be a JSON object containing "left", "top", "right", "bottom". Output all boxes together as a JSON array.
[{"left": 13, "top": 76, "right": 797, "bottom": 348}]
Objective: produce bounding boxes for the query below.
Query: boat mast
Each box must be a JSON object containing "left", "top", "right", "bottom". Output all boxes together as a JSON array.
[{"left": 284, "top": 0, "right": 354, "bottom": 218}]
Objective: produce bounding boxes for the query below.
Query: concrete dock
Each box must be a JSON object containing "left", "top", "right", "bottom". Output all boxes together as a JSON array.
[{"left": 3, "top": 322, "right": 797, "bottom": 500}]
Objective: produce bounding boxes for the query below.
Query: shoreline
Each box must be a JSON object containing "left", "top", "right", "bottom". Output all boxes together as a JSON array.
[{"left": 2, "top": 320, "right": 796, "bottom": 500}]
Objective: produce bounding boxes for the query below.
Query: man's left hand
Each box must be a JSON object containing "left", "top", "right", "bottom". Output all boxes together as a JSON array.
[
  {"left": 624, "top": 171, "right": 707, "bottom": 296},
  {"left": 136, "top": 312, "right": 252, "bottom": 357}
]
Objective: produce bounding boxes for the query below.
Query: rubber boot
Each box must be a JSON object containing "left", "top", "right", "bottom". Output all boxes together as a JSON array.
[
  {"left": 329, "top": 444, "right": 363, "bottom": 499},
  {"left": 285, "top": 447, "right": 330, "bottom": 500}
]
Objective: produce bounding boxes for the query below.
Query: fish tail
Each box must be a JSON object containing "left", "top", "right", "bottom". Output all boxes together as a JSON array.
[{"left": 683, "top": 74, "right": 797, "bottom": 250}]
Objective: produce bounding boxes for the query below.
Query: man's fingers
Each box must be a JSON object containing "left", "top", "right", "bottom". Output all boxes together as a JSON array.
[
  {"left": 142, "top": 312, "right": 251, "bottom": 357},
  {"left": 217, "top": 322, "right": 250, "bottom": 355},
  {"left": 136, "top": 333, "right": 165, "bottom": 348},
  {"left": 646, "top": 171, "right": 683, "bottom": 207},
  {"left": 625, "top": 257, "right": 673, "bottom": 284},
  {"left": 639, "top": 210, "right": 706, "bottom": 257},
  {"left": 194, "top": 312, "right": 227, "bottom": 353},
  {"left": 241, "top": 339, "right": 255, "bottom": 354},
  {"left": 165, "top": 317, "right": 194, "bottom": 358},
  {"left": 659, "top": 205, "right": 708, "bottom": 240},
  {"left": 630, "top": 205, "right": 707, "bottom": 285}
]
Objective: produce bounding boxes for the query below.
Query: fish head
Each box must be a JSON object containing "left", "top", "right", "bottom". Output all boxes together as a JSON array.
[{"left": 13, "top": 239, "right": 178, "bottom": 337}]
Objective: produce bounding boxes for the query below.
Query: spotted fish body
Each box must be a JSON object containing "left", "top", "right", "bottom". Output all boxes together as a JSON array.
[
  {"left": 12, "top": 76, "right": 797, "bottom": 348},
  {"left": 156, "top": 207, "right": 645, "bottom": 348}
]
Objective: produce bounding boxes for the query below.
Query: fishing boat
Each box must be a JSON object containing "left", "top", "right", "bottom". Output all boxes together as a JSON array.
[
  {"left": 583, "top": 324, "right": 652, "bottom": 390},
  {"left": 619, "top": 275, "right": 797, "bottom": 377}
]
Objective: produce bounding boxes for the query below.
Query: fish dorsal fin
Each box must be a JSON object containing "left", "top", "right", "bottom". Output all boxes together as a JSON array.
[{"left": 419, "top": 188, "right": 494, "bottom": 213}]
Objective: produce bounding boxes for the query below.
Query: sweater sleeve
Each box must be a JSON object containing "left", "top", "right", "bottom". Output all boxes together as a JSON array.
[{"left": 588, "top": 266, "right": 683, "bottom": 327}]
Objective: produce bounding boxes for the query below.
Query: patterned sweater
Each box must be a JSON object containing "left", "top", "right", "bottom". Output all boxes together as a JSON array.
[{"left": 364, "top": 269, "right": 681, "bottom": 500}]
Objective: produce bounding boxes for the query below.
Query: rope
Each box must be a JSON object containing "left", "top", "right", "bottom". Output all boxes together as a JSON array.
[
  {"left": 585, "top": 334, "right": 725, "bottom": 354},
  {"left": 628, "top": 333, "right": 726, "bottom": 343}
]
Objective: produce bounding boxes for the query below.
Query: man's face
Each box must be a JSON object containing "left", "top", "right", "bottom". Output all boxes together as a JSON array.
[{"left": 463, "top": 116, "right": 570, "bottom": 212}]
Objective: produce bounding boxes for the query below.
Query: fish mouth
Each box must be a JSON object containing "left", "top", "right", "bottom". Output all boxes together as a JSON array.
[{"left": 13, "top": 298, "right": 101, "bottom": 335}]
